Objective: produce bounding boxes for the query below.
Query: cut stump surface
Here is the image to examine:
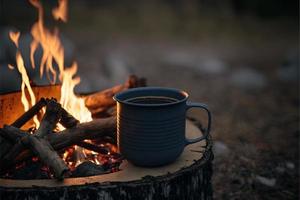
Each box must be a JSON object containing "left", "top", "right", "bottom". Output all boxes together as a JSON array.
[{"left": 0, "top": 120, "right": 213, "bottom": 200}]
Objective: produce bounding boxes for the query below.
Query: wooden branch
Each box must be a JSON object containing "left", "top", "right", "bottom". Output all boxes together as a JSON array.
[
  {"left": 35, "top": 99, "right": 62, "bottom": 138},
  {"left": 11, "top": 98, "right": 47, "bottom": 128},
  {"left": 0, "top": 99, "right": 68, "bottom": 179},
  {"left": 0, "top": 117, "right": 116, "bottom": 174},
  {"left": 0, "top": 134, "right": 69, "bottom": 180},
  {"left": 59, "top": 108, "right": 79, "bottom": 128},
  {"left": 0, "top": 98, "right": 48, "bottom": 160},
  {"left": 47, "top": 117, "right": 116, "bottom": 150},
  {"left": 0, "top": 97, "right": 47, "bottom": 160},
  {"left": 90, "top": 106, "right": 116, "bottom": 118},
  {"left": 0, "top": 128, "right": 25, "bottom": 160},
  {"left": 0, "top": 135, "right": 12, "bottom": 160},
  {"left": 42, "top": 98, "right": 80, "bottom": 129},
  {"left": 0, "top": 136, "right": 29, "bottom": 172},
  {"left": 77, "top": 141, "right": 109, "bottom": 155},
  {"left": 0, "top": 98, "right": 46, "bottom": 160},
  {"left": 0, "top": 126, "right": 27, "bottom": 143},
  {"left": 0, "top": 121, "right": 213, "bottom": 200},
  {"left": 31, "top": 103, "right": 67, "bottom": 177},
  {"left": 84, "top": 75, "right": 146, "bottom": 110},
  {"left": 25, "top": 136, "right": 69, "bottom": 180}
]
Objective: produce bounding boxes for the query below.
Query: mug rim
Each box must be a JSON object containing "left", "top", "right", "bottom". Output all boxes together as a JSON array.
[{"left": 113, "top": 87, "right": 189, "bottom": 107}]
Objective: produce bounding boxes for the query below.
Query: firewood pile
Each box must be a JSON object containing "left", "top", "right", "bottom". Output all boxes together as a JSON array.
[{"left": 0, "top": 75, "right": 146, "bottom": 180}]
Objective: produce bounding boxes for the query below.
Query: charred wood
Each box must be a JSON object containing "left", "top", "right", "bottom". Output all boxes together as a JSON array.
[
  {"left": 11, "top": 98, "right": 47, "bottom": 128},
  {"left": 0, "top": 117, "right": 116, "bottom": 175}
]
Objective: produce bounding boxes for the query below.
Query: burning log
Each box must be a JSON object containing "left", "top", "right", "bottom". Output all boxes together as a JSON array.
[
  {"left": 0, "top": 98, "right": 49, "bottom": 160},
  {"left": 25, "top": 99, "right": 68, "bottom": 179},
  {"left": 0, "top": 127, "right": 25, "bottom": 160},
  {"left": 47, "top": 117, "right": 116, "bottom": 150},
  {"left": 11, "top": 98, "right": 47, "bottom": 128},
  {"left": 77, "top": 141, "right": 109, "bottom": 155},
  {"left": 0, "top": 75, "right": 146, "bottom": 179},
  {"left": 0, "top": 137, "right": 28, "bottom": 172},
  {"left": 0, "top": 117, "right": 116, "bottom": 175},
  {"left": 85, "top": 75, "right": 146, "bottom": 109},
  {"left": 25, "top": 136, "right": 69, "bottom": 180},
  {"left": 0, "top": 120, "right": 213, "bottom": 200},
  {"left": 35, "top": 99, "right": 62, "bottom": 137},
  {"left": 59, "top": 108, "right": 79, "bottom": 128},
  {"left": 0, "top": 135, "right": 12, "bottom": 160},
  {"left": 0, "top": 99, "right": 70, "bottom": 179},
  {"left": 87, "top": 106, "right": 117, "bottom": 118},
  {"left": 84, "top": 75, "right": 146, "bottom": 117},
  {"left": 0, "top": 128, "right": 24, "bottom": 142}
]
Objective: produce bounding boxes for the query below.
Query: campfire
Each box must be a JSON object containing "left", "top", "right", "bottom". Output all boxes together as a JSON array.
[{"left": 0, "top": 0, "right": 145, "bottom": 180}]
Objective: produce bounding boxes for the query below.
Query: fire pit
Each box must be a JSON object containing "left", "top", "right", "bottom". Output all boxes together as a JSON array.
[
  {"left": 0, "top": 0, "right": 213, "bottom": 199},
  {"left": 0, "top": 77, "right": 143, "bottom": 179},
  {"left": 0, "top": 84, "right": 213, "bottom": 200}
]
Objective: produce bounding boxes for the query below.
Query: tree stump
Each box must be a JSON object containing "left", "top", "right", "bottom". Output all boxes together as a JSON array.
[{"left": 0, "top": 120, "right": 213, "bottom": 200}]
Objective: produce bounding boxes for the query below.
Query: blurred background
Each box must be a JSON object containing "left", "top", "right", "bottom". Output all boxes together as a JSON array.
[{"left": 0, "top": 0, "right": 299, "bottom": 199}]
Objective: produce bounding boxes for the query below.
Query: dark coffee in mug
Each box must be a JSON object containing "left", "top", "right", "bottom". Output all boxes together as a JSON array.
[
  {"left": 114, "top": 87, "right": 212, "bottom": 167},
  {"left": 125, "top": 96, "right": 178, "bottom": 104}
]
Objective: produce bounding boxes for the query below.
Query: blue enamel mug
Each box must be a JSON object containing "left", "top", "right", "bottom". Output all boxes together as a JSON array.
[{"left": 114, "top": 87, "right": 211, "bottom": 167}]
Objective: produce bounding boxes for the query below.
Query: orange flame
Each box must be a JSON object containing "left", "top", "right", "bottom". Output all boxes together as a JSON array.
[
  {"left": 8, "top": 0, "right": 95, "bottom": 166},
  {"left": 52, "top": 0, "right": 68, "bottom": 22},
  {"left": 9, "top": 31, "right": 40, "bottom": 127},
  {"left": 9, "top": 0, "right": 92, "bottom": 127},
  {"left": 31, "top": 0, "right": 92, "bottom": 124}
]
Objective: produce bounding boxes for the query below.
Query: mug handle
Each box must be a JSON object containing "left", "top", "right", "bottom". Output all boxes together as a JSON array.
[{"left": 185, "top": 102, "right": 212, "bottom": 145}]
